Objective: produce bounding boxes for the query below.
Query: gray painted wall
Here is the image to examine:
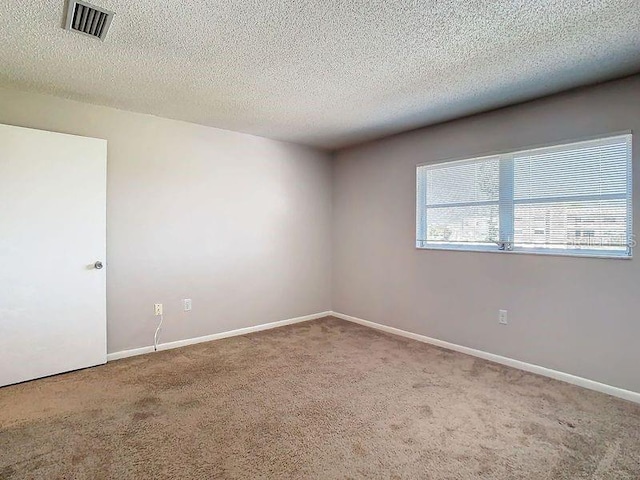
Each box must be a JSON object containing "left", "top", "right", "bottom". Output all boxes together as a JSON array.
[
  {"left": 332, "top": 75, "right": 640, "bottom": 393},
  {"left": 0, "top": 87, "right": 333, "bottom": 354}
]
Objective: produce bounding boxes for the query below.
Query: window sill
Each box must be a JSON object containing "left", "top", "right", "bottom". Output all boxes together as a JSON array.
[{"left": 415, "top": 244, "right": 632, "bottom": 260}]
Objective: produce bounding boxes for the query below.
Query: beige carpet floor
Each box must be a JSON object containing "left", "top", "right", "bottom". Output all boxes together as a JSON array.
[{"left": 1, "top": 316, "right": 639, "bottom": 479}]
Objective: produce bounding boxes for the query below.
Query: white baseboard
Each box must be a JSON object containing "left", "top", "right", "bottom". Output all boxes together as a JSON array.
[
  {"left": 331, "top": 311, "right": 640, "bottom": 404},
  {"left": 107, "top": 345, "right": 155, "bottom": 361},
  {"left": 107, "top": 311, "right": 332, "bottom": 362}
]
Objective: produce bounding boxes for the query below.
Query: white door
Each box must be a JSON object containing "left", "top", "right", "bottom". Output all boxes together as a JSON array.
[{"left": 0, "top": 124, "right": 107, "bottom": 387}]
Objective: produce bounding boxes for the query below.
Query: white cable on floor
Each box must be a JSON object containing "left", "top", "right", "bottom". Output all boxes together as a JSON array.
[{"left": 154, "top": 314, "right": 163, "bottom": 352}]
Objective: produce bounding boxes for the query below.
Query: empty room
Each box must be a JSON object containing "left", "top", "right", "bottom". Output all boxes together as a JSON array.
[{"left": 1, "top": 0, "right": 639, "bottom": 478}]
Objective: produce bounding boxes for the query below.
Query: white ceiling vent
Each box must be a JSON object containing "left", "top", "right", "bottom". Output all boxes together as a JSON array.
[{"left": 64, "top": 1, "right": 114, "bottom": 41}]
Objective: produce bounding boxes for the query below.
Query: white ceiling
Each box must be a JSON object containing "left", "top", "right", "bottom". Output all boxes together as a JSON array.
[{"left": 1, "top": 1, "right": 639, "bottom": 150}]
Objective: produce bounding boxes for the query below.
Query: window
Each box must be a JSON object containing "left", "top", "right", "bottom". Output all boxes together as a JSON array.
[{"left": 416, "top": 134, "right": 633, "bottom": 258}]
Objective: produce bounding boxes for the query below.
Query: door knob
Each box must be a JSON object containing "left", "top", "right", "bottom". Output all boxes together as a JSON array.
[{"left": 94, "top": 261, "right": 104, "bottom": 269}]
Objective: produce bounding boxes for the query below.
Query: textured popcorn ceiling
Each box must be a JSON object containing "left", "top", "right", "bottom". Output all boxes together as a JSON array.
[{"left": 1, "top": 1, "right": 639, "bottom": 149}]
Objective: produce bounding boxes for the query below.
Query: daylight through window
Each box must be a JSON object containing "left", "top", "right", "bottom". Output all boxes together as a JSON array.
[{"left": 416, "top": 134, "right": 633, "bottom": 258}]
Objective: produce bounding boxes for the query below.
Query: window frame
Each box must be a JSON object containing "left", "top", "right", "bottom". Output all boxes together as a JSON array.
[{"left": 416, "top": 132, "right": 633, "bottom": 259}]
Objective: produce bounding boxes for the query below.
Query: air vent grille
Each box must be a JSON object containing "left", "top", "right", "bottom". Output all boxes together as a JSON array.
[{"left": 64, "top": 1, "right": 114, "bottom": 40}]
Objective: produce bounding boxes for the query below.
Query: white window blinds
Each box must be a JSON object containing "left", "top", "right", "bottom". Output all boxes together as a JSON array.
[
  {"left": 417, "top": 156, "right": 500, "bottom": 247},
  {"left": 416, "top": 134, "right": 633, "bottom": 258}
]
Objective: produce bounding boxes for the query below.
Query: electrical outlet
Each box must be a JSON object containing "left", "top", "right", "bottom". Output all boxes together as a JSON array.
[
  {"left": 498, "top": 309, "right": 508, "bottom": 325},
  {"left": 154, "top": 303, "right": 163, "bottom": 316},
  {"left": 183, "top": 298, "right": 192, "bottom": 312}
]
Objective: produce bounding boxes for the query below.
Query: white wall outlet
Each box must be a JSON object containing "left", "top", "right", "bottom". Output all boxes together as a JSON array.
[
  {"left": 154, "top": 303, "right": 163, "bottom": 316},
  {"left": 498, "top": 309, "right": 508, "bottom": 325},
  {"left": 183, "top": 298, "right": 192, "bottom": 312}
]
